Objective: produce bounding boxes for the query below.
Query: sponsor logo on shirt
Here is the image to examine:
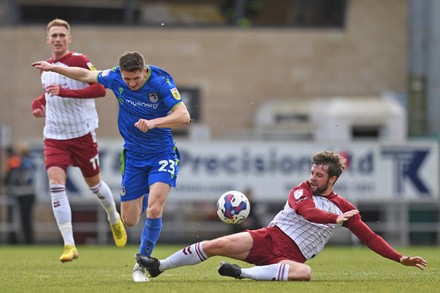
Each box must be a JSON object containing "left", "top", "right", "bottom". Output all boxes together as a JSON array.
[
  {"left": 116, "top": 88, "right": 159, "bottom": 108},
  {"left": 171, "top": 88, "right": 181, "bottom": 100},
  {"left": 122, "top": 99, "right": 159, "bottom": 109}
]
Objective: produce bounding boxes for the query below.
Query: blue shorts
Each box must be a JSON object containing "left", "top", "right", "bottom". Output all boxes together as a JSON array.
[{"left": 119, "top": 148, "right": 180, "bottom": 202}]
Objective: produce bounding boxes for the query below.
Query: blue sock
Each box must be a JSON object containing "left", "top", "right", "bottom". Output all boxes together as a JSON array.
[{"left": 139, "top": 217, "right": 162, "bottom": 256}]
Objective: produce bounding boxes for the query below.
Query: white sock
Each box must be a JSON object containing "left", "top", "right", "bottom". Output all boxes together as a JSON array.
[
  {"left": 160, "top": 242, "right": 208, "bottom": 271},
  {"left": 241, "top": 263, "right": 289, "bottom": 281},
  {"left": 90, "top": 181, "right": 119, "bottom": 224},
  {"left": 50, "top": 184, "right": 75, "bottom": 246}
]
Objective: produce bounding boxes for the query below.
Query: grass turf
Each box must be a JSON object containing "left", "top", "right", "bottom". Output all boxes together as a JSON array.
[{"left": 0, "top": 245, "right": 438, "bottom": 293}]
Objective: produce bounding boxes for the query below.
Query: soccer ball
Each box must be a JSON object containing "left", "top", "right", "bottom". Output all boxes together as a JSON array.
[{"left": 216, "top": 190, "right": 250, "bottom": 224}]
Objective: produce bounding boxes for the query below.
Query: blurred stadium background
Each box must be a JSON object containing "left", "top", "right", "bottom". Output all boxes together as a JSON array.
[{"left": 0, "top": 0, "right": 439, "bottom": 247}]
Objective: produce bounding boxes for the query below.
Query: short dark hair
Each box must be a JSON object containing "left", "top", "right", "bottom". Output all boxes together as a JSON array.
[
  {"left": 119, "top": 51, "right": 145, "bottom": 72},
  {"left": 312, "top": 151, "right": 346, "bottom": 180}
]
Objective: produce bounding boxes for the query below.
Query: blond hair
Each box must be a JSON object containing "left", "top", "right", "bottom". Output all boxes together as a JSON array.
[{"left": 47, "top": 18, "right": 70, "bottom": 33}]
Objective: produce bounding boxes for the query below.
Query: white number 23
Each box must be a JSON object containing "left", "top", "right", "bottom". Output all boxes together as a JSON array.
[{"left": 158, "top": 159, "right": 176, "bottom": 175}]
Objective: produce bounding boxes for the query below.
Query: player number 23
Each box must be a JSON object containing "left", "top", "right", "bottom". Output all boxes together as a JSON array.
[{"left": 158, "top": 159, "right": 176, "bottom": 175}]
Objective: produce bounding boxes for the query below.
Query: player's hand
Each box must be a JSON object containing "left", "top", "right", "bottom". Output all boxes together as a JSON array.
[
  {"left": 46, "top": 84, "right": 60, "bottom": 96},
  {"left": 134, "top": 119, "right": 151, "bottom": 133},
  {"left": 400, "top": 256, "right": 427, "bottom": 270},
  {"left": 32, "top": 106, "right": 46, "bottom": 118},
  {"left": 336, "top": 209, "right": 359, "bottom": 224},
  {"left": 32, "top": 60, "right": 52, "bottom": 71}
]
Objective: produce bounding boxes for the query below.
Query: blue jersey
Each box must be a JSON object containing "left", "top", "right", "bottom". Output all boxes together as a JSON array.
[{"left": 97, "top": 65, "right": 183, "bottom": 153}]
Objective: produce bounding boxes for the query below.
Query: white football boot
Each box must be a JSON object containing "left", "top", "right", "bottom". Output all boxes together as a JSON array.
[{"left": 132, "top": 263, "right": 150, "bottom": 282}]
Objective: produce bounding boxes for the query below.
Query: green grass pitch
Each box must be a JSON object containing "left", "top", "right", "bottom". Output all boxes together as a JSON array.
[{"left": 0, "top": 245, "right": 438, "bottom": 293}]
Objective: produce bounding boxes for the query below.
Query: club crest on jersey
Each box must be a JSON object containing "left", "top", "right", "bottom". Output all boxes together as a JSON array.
[
  {"left": 149, "top": 93, "right": 159, "bottom": 103},
  {"left": 170, "top": 88, "right": 181, "bottom": 100}
]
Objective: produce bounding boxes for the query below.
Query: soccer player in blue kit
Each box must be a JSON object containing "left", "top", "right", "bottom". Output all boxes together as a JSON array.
[{"left": 33, "top": 51, "right": 191, "bottom": 282}]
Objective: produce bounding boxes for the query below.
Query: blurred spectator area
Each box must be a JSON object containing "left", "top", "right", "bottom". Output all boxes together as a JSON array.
[
  {"left": 222, "top": 94, "right": 407, "bottom": 142},
  {"left": 0, "top": 0, "right": 409, "bottom": 144},
  {"left": 3, "top": 0, "right": 348, "bottom": 28}
]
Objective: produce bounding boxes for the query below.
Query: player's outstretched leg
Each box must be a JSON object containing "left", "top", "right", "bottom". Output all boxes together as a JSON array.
[
  {"left": 59, "top": 244, "right": 79, "bottom": 263},
  {"left": 218, "top": 261, "right": 242, "bottom": 279},
  {"left": 135, "top": 254, "right": 162, "bottom": 277}
]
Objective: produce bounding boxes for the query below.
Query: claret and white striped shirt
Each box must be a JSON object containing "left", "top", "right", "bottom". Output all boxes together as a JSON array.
[
  {"left": 38, "top": 52, "right": 101, "bottom": 140},
  {"left": 269, "top": 180, "right": 402, "bottom": 263},
  {"left": 270, "top": 195, "right": 343, "bottom": 260}
]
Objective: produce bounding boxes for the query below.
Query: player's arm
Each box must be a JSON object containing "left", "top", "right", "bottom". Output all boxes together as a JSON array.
[
  {"left": 134, "top": 102, "right": 191, "bottom": 133},
  {"left": 295, "top": 201, "right": 358, "bottom": 224},
  {"left": 345, "top": 217, "right": 427, "bottom": 270},
  {"left": 56, "top": 84, "right": 106, "bottom": 99},
  {"left": 31, "top": 93, "right": 46, "bottom": 117},
  {"left": 32, "top": 60, "right": 99, "bottom": 84},
  {"left": 289, "top": 184, "right": 358, "bottom": 224}
]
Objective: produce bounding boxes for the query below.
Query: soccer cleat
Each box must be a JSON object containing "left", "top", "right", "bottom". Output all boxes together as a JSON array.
[
  {"left": 59, "top": 245, "right": 79, "bottom": 263},
  {"left": 110, "top": 217, "right": 127, "bottom": 248},
  {"left": 218, "top": 261, "right": 242, "bottom": 279},
  {"left": 132, "top": 263, "right": 150, "bottom": 282},
  {"left": 135, "top": 254, "right": 162, "bottom": 278}
]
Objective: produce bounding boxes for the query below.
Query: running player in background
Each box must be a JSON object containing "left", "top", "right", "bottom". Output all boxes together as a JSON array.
[
  {"left": 32, "top": 51, "right": 191, "bottom": 281},
  {"left": 31, "top": 18, "right": 127, "bottom": 263},
  {"left": 133, "top": 150, "right": 426, "bottom": 281}
]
